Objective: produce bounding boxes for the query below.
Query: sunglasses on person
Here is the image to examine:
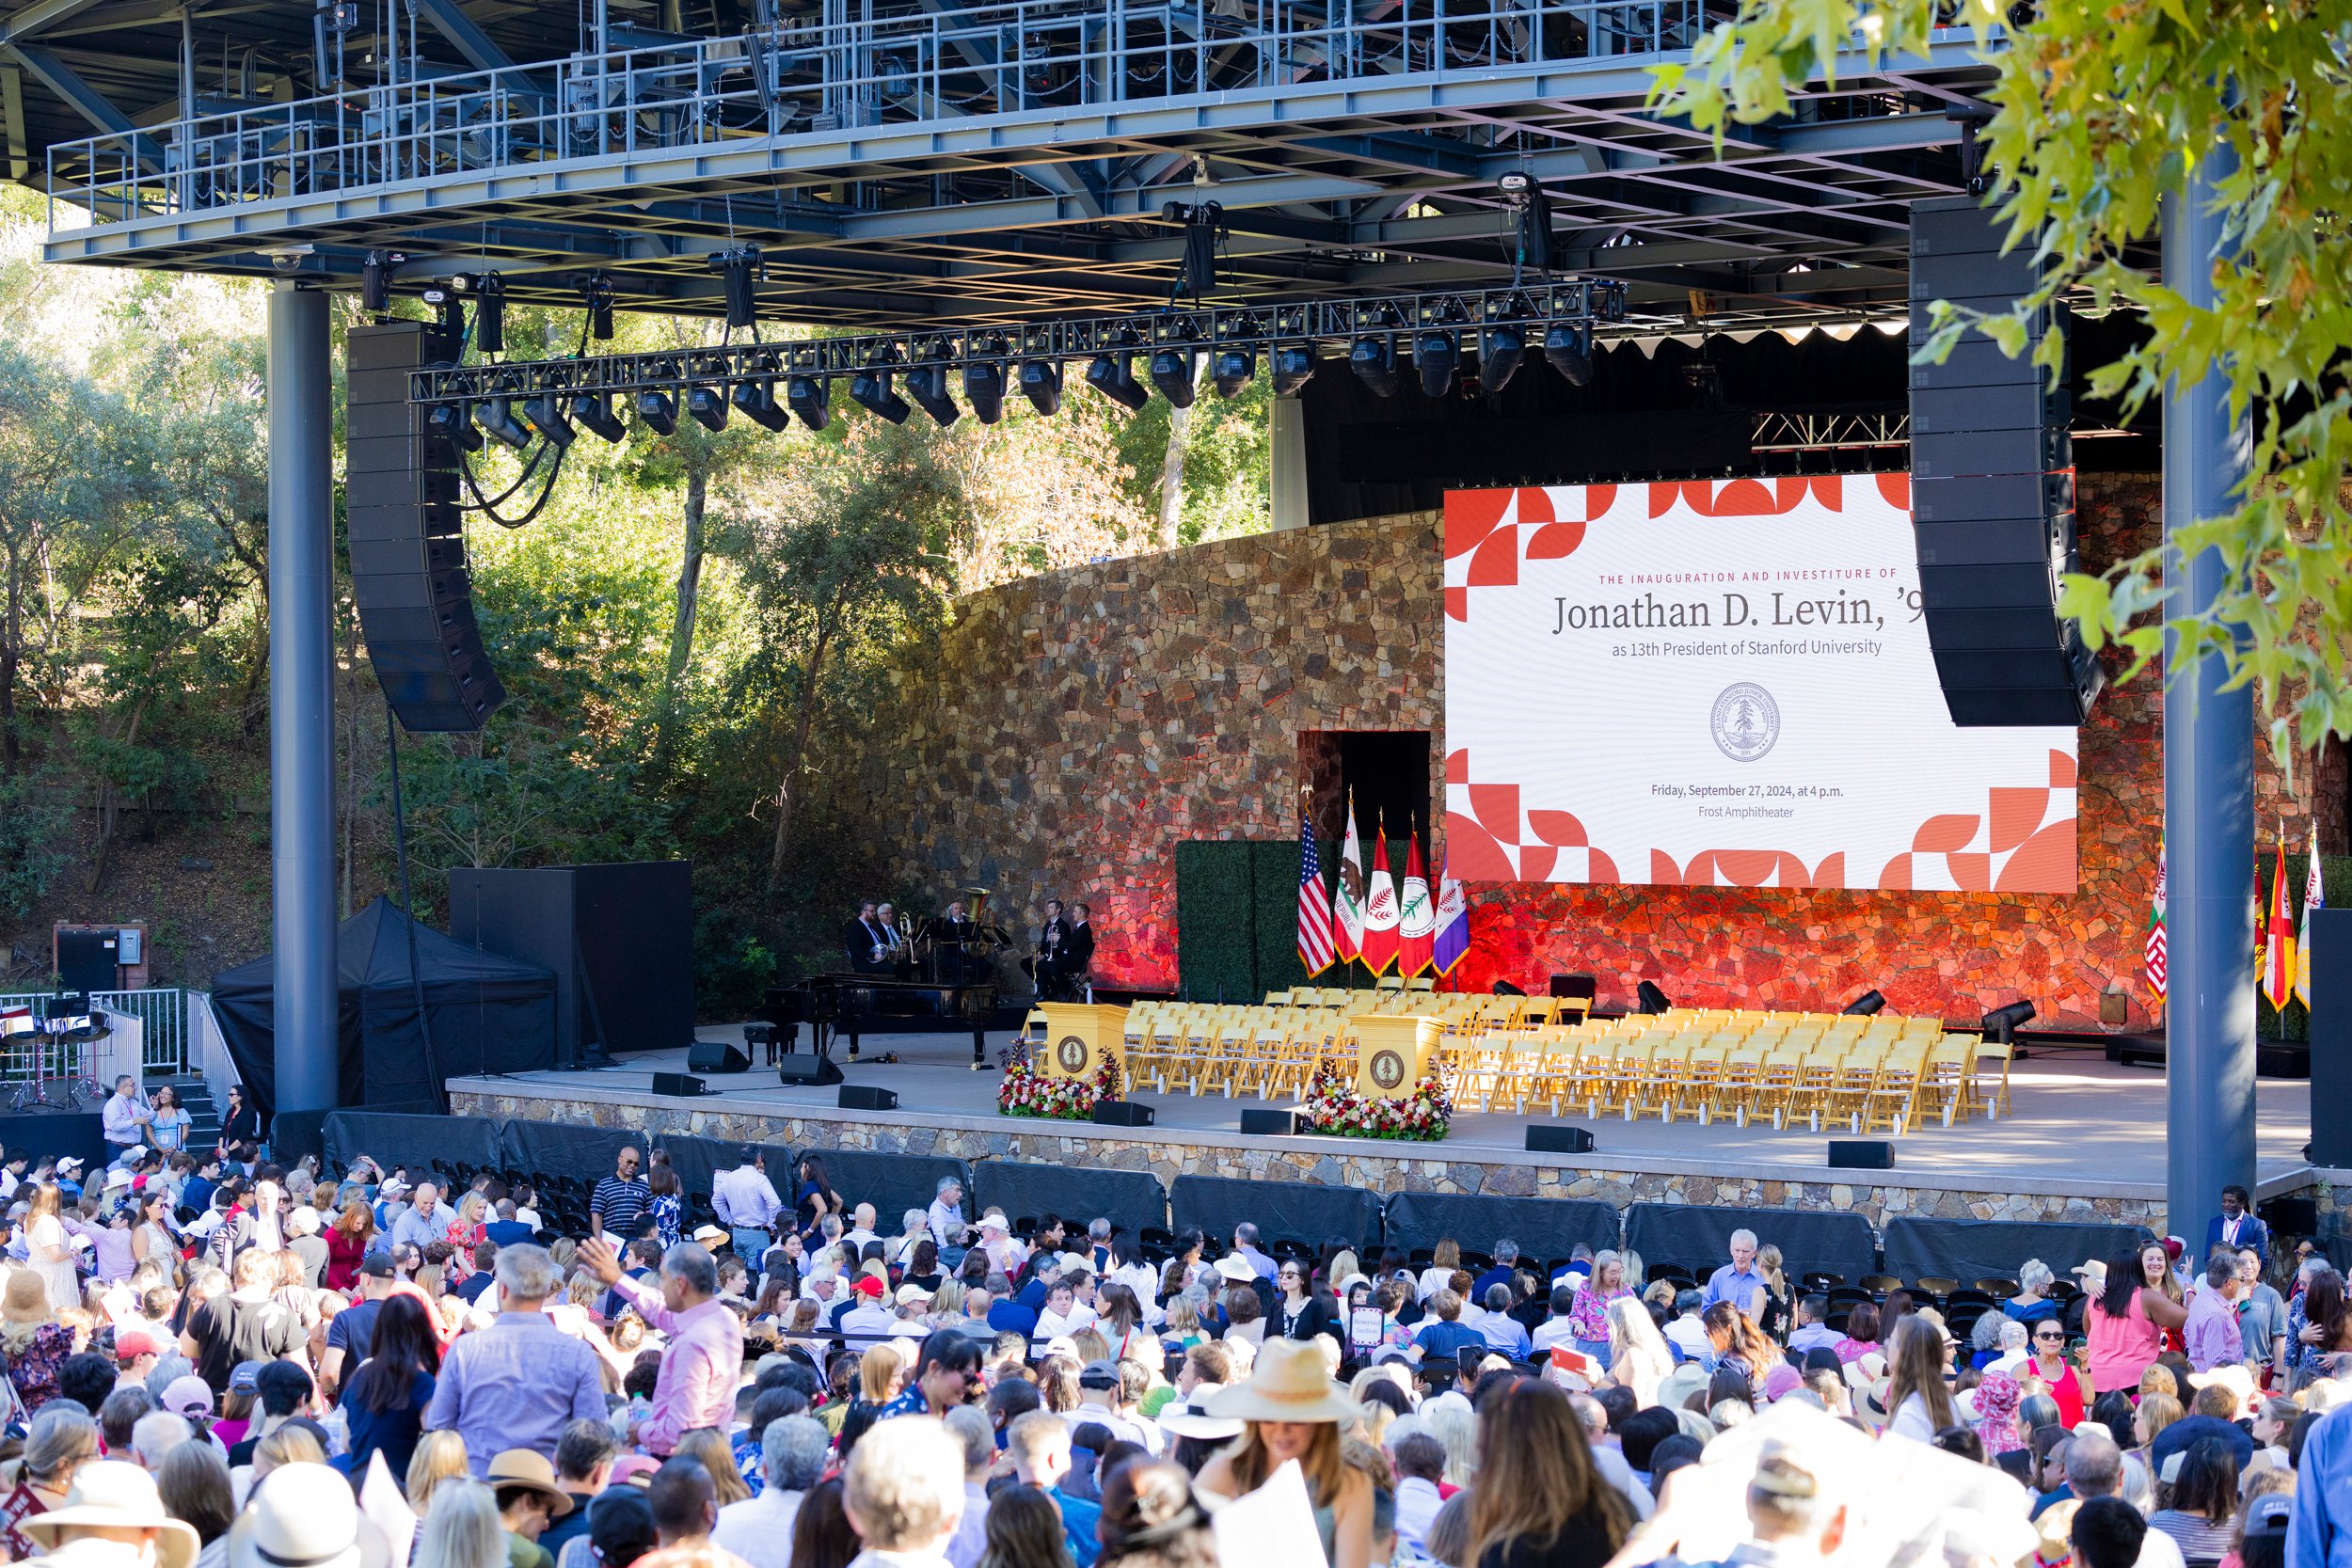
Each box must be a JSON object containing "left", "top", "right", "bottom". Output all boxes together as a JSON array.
[{"left": 2035, "top": 1329, "right": 2066, "bottom": 1343}]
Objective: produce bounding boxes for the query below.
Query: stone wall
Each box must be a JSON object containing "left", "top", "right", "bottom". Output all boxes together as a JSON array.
[{"left": 861, "top": 473, "right": 2300, "bottom": 1028}]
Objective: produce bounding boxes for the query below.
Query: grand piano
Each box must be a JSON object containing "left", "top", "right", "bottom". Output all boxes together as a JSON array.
[{"left": 763, "top": 973, "right": 1001, "bottom": 1070}]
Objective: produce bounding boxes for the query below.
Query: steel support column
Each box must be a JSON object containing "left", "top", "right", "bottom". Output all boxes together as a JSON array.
[
  {"left": 2161, "top": 147, "right": 2254, "bottom": 1239},
  {"left": 267, "top": 282, "right": 339, "bottom": 1117}
]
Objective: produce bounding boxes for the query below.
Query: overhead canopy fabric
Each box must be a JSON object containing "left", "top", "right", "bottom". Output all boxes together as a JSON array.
[
  {"left": 1382, "top": 1194, "right": 1622, "bottom": 1265},
  {"left": 322, "top": 1111, "right": 503, "bottom": 1179},
  {"left": 973, "top": 1163, "right": 1168, "bottom": 1240},
  {"left": 1169, "top": 1176, "right": 1381, "bottom": 1253},
  {"left": 211, "top": 896, "right": 557, "bottom": 1120},
  {"left": 1881, "top": 1218, "right": 2156, "bottom": 1287},
  {"left": 1625, "top": 1204, "right": 1879, "bottom": 1283}
]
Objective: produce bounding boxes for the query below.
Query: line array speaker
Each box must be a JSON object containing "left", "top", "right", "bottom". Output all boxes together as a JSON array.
[
  {"left": 346, "top": 322, "right": 506, "bottom": 732},
  {"left": 1908, "top": 197, "right": 2102, "bottom": 728},
  {"left": 2310, "top": 911, "right": 2352, "bottom": 1166}
]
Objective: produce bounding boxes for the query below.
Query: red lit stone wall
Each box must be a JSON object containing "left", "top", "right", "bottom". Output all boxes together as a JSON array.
[{"left": 866, "top": 472, "right": 2298, "bottom": 1028}]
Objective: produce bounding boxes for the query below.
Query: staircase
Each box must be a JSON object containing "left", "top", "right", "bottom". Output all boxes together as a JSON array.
[{"left": 148, "top": 1073, "right": 222, "bottom": 1154}]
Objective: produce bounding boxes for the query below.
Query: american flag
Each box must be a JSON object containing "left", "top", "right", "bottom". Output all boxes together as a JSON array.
[{"left": 1297, "top": 810, "right": 1336, "bottom": 974}]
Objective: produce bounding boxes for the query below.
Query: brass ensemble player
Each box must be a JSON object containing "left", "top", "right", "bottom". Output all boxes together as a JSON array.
[
  {"left": 844, "top": 900, "right": 894, "bottom": 974},
  {"left": 1022, "top": 897, "right": 1073, "bottom": 999},
  {"left": 934, "top": 898, "right": 980, "bottom": 984},
  {"left": 875, "top": 902, "right": 914, "bottom": 979}
]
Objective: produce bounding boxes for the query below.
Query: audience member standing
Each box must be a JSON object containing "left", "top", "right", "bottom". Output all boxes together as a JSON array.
[
  {"left": 590, "top": 1150, "right": 650, "bottom": 1244},
  {"left": 713, "top": 1148, "right": 783, "bottom": 1262},
  {"left": 1466, "top": 1380, "right": 1631, "bottom": 1568},
  {"left": 581, "top": 1239, "right": 743, "bottom": 1456},
  {"left": 425, "top": 1244, "right": 605, "bottom": 1476}
]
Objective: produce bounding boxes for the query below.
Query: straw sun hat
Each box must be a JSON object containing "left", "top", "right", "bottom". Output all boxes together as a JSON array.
[
  {"left": 2, "top": 1268, "right": 49, "bottom": 1324},
  {"left": 1204, "top": 1338, "right": 1360, "bottom": 1425},
  {"left": 24, "top": 1461, "right": 200, "bottom": 1568}
]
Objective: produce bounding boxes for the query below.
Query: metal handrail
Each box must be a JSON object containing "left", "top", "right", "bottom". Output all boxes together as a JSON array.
[{"left": 46, "top": 0, "right": 1753, "bottom": 234}]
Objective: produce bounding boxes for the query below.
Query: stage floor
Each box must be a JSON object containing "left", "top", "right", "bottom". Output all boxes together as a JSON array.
[{"left": 485, "top": 1024, "right": 2317, "bottom": 1198}]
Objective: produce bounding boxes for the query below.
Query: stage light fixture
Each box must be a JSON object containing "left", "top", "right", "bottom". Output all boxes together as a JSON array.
[
  {"left": 1149, "top": 348, "right": 1198, "bottom": 407},
  {"left": 1270, "top": 343, "right": 1316, "bottom": 397},
  {"left": 905, "top": 363, "right": 961, "bottom": 426},
  {"left": 1841, "top": 989, "right": 1886, "bottom": 1017},
  {"left": 475, "top": 397, "right": 531, "bottom": 451},
  {"left": 686, "top": 383, "right": 729, "bottom": 432},
  {"left": 425, "top": 400, "right": 481, "bottom": 452},
  {"left": 787, "top": 374, "right": 830, "bottom": 431},
  {"left": 521, "top": 389, "right": 576, "bottom": 449},
  {"left": 572, "top": 392, "right": 627, "bottom": 443},
  {"left": 708, "top": 245, "right": 764, "bottom": 330},
  {"left": 1479, "top": 325, "right": 1525, "bottom": 393},
  {"left": 964, "top": 361, "right": 1006, "bottom": 424},
  {"left": 419, "top": 283, "right": 464, "bottom": 339},
  {"left": 1019, "top": 358, "right": 1062, "bottom": 416},
  {"left": 850, "top": 366, "right": 913, "bottom": 424},
  {"left": 1211, "top": 346, "right": 1255, "bottom": 399},
  {"left": 1349, "top": 336, "right": 1396, "bottom": 397},
  {"left": 577, "top": 272, "right": 617, "bottom": 341},
  {"left": 455, "top": 274, "right": 505, "bottom": 356},
  {"left": 1414, "top": 330, "right": 1458, "bottom": 398},
  {"left": 635, "top": 389, "right": 677, "bottom": 436},
  {"left": 1635, "top": 980, "right": 1672, "bottom": 1015},
  {"left": 1085, "top": 353, "right": 1149, "bottom": 412},
  {"left": 360, "top": 250, "right": 390, "bottom": 315},
  {"left": 1544, "top": 323, "right": 1594, "bottom": 386},
  {"left": 732, "top": 377, "right": 790, "bottom": 432},
  {"left": 1981, "top": 999, "right": 2037, "bottom": 1044}
]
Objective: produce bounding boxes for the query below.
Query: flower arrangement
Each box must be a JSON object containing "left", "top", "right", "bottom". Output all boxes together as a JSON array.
[
  {"left": 998, "top": 1054, "right": 1124, "bottom": 1120},
  {"left": 1295, "top": 1061, "right": 1453, "bottom": 1141}
]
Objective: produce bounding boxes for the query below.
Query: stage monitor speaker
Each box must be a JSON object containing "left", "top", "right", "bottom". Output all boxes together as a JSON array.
[
  {"left": 1240, "top": 1108, "right": 1299, "bottom": 1136},
  {"left": 345, "top": 322, "right": 506, "bottom": 733},
  {"left": 2262, "top": 1196, "right": 2320, "bottom": 1237},
  {"left": 1526, "top": 1125, "right": 1596, "bottom": 1154},
  {"left": 777, "top": 1054, "right": 846, "bottom": 1087},
  {"left": 1092, "top": 1101, "right": 1155, "bottom": 1127},
  {"left": 1549, "top": 974, "right": 1597, "bottom": 1003},
  {"left": 2310, "top": 910, "right": 2352, "bottom": 1165},
  {"left": 688, "top": 1039, "right": 751, "bottom": 1075},
  {"left": 1828, "top": 1140, "right": 1894, "bottom": 1169},
  {"left": 839, "top": 1085, "right": 898, "bottom": 1111},
  {"left": 1907, "top": 196, "right": 2101, "bottom": 729},
  {"left": 651, "top": 1072, "right": 706, "bottom": 1098}
]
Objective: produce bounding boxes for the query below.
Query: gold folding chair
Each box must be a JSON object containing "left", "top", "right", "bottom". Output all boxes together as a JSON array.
[
  {"left": 1864, "top": 1042, "right": 1930, "bottom": 1134},
  {"left": 1634, "top": 1037, "right": 1694, "bottom": 1121},
  {"left": 1823, "top": 1050, "right": 1880, "bottom": 1134}
]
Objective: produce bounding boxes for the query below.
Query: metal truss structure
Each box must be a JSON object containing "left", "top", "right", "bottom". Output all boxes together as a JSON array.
[{"left": 11, "top": 0, "right": 1993, "bottom": 325}]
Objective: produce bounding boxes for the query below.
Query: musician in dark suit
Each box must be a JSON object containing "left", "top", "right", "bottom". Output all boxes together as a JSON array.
[
  {"left": 844, "top": 901, "right": 893, "bottom": 974},
  {"left": 1022, "top": 899, "right": 1071, "bottom": 999},
  {"left": 1064, "top": 903, "right": 1097, "bottom": 994},
  {"left": 933, "top": 899, "right": 981, "bottom": 983}
]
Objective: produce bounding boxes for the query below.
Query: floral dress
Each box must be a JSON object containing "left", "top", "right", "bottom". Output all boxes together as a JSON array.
[
  {"left": 1566, "top": 1285, "right": 1630, "bottom": 1362},
  {"left": 649, "top": 1191, "right": 682, "bottom": 1250}
]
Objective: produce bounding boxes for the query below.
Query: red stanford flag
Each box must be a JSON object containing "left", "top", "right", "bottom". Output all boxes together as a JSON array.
[
  {"left": 1295, "top": 810, "right": 1336, "bottom": 975},
  {"left": 1397, "top": 836, "right": 1435, "bottom": 976},
  {"left": 1359, "top": 823, "right": 1401, "bottom": 975},
  {"left": 2263, "top": 824, "right": 2293, "bottom": 1011}
]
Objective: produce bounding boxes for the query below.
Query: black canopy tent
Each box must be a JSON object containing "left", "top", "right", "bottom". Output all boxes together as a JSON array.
[{"left": 211, "top": 896, "right": 558, "bottom": 1119}]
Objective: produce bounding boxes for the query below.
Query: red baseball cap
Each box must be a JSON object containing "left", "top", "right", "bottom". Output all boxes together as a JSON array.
[
  {"left": 115, "top": 1330, "right": 161, "bottom": 1360},
  {"left": 851, "top": 1275, "right": 884, "bottom": 1298}
]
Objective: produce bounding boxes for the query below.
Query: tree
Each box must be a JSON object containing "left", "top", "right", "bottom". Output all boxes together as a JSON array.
[{"left": 1650, "top": 0, "right": 2352, "bottom": 758}]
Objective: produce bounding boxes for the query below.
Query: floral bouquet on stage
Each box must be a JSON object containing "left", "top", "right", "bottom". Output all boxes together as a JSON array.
[
  {"left": 1296, "top": 1061, "right": 1452, "bottom": 1141},
  {"left": 998, "top": 1055, "right": 1124, "bottom": 1120}
]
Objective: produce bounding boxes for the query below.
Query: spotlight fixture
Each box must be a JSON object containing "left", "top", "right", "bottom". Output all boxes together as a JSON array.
[
  {"left": 572, "top": 391, "right": 627, "bottom": 442},
  {"left": 475, "top": 397, "right": 531, "bottom": 451},
  {"left": 1544, "top": 324, "right": 1593, "bottom": 386},
  {"left": 419, "top": 283, "right": 465, "bottom": 339},
  {"left": 1479, "top": 325, "right": 1525, "bottom": 393},
  {"left": 521, "top": 389, "right": 575, "bottom": 449},
  {"left": 1211, "top": 346, "right": 1255, "bottom": 399},
  {"left": 1414, "top": 330, "right": 1458, "bottom": 398},
  {"left": 635, "top": 389, "right": 677, "bottom": 436},
  {"left": 963, "top": 360, "right": 1006, "bottom": 424},
  {"left": 1981, "top": 999, "right": 2037, "bottom": 1044},
  {"left": 849, "top": 366, "right": 912, "bottom": 424},
  {"left": 576, "top": 272, "right": 617, "bottom": 341},
  {"left": 1085, "top": 353, "right": 1149, "bottom": 412},
  {"left": 424, "top": 401, "right": 481, "bottom": 451},
  {"left": 1019, "top": 358, "right": 1062, "bottom": 416},
  {"left": 453, "top": 273, "right": 505, "bottom": 356},
  {"left": 732, "top": 376, "right": 789, "bottom": 432},
  {"left": 1842, "top": 989, "right": 1886, "bottom": 1017},
  {"left": 1348, "top": 335, "right": 1396, "bottom": 397},
  {"left": 686, "top": 383, "right": 729, "bottom": 432},
  {"left": 904, "top": 363, "right": 961, "bottom": 427},
  {"left": 1148, "top": 347, "right": 1197, "bottom": 407},
  {"left": 786, "top": 374, "right": 829, "bottom": 431},
  {"left": 1270, "top": 343, "right": 1316, "bottom": 397}
]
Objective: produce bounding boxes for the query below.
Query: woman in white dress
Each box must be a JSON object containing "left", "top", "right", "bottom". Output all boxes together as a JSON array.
[{"left": 24, "top": 1184, "right": 81, "bottom": 1312}]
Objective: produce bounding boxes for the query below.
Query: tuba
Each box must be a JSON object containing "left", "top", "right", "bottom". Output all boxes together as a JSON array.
[{"left": 961, "top": 885, "right": 992, "bottom": 923}]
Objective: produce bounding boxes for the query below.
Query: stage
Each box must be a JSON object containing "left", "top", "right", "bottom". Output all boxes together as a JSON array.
[{"left": 447, "top": 1022, "right": 2323, "bottom": 1238}]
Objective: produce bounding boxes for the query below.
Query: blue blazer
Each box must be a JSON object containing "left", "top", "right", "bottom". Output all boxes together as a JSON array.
[{"left": 2205, "top": 1212, "right": 2269, "bottom": 1265}]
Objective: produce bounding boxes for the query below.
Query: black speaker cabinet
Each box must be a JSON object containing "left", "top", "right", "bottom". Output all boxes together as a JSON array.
[
  {"left": 2261, "top": 1196, "right": 2320, "bottom": 1238},
  {"left": 345, "top": 322, "right": 505, "bottom": 733},
  {"left": 839, "top": 1085, "right": 899, "bottom": 1111},
  {"left": 1549, "top": 974, "right": 1597, "bottom": 1003},
  {"left": 777, "top": 1054, "right": 846, "bottom": 1086},
  {"left": 1526, "top": 1125, "right": 1596, "bottom": 1154},
  {"left": 2310, "top": 910, "right": 2352, "bottom": 1165},
  {"left": 1240, "top": 1108, "right": 1299, "bottom": 1136},
  {"left": 651, "top": 1071, "right": 706, "bottom": 1098},
  {"left": 1828, "top": 1139, "right": 1895, "bottom": 1169},
  {"left": 1092, "top": 1101, "right": 1155, "bottom": 1127},
  {"left": 688, "top": 1039, "right": 752, "bottom": 1075},
  {"left": 448, "top": 863, "right": 693, "bottom": 1064}
]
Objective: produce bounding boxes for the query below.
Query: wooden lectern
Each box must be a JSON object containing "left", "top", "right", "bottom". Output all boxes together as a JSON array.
[
  {"left": 1036, "top": 1003, "right": 1129, "bottom": 1080},
  {"left": 1353, "top": 1013, "right": 1442, "bottom": 1100}
]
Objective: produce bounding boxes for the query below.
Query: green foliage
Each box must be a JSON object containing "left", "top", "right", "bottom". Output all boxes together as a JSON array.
[
  {"left": 0, "top": 770, "right": 72, "bottom": 917},
  {"left": 1650, "top": 0, "right": 2352, "bottom": 764}
]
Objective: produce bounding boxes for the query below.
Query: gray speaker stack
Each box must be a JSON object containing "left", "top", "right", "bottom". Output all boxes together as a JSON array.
[
  {"left": 346, "top": 321, "right": 506, "bottom": 733},
  {"left": 1908, "top": 197, "right": 2102, "bottom": 728}
]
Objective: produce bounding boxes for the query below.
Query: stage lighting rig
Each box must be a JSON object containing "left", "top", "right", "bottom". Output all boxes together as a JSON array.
[
  {"left": 359, "top": 249, "right": 405, "bottom": 317},
  {"left": 1270, "top": 343, "right": 1316, "bottom": 397},
  {"left": 419, "top": 281, "right": 465, "bottom": 341},
  {"left": 1348, "top": 336, "right": 1397, "bottom": 397},
  {"left": 905, "top": 361, "right": 961, "bottom": 426},
  {"left": 850, "top": 363, "right": 913, "bottom": 424},
  {"left": 1085, "top": 352, "right": 1149, "bottom": 412},
  {"left": 448, "top": 273, "right": 505, "bottom": 355},
  {"left": 1413, "top": 331, "right": 1458, "bottom": 398},
  {"left": 1019, "top": 358, "right": 1062, "bottom": 416},
  {"left": 963, "top": 352, "right": 1007, "bottom": 424},
  {"left": 1149, "top": 347, "right": 1198, "bottom": 407},
  {"left": 732, "top": 366, "right": 790, "bottom": 431},
  {"left": 475, "top": 393, "right": 532, "bottom": 451},
  {"left": 425, "top": 400, "right": 482, "bottom": 451},
  {"left": 1544, "top": 323, "right": 1594, "bottom": 386},
  {"left": 1495, "top": 169, "right": 1554, "bottom": 280},
  {"left": 1212, "top": 346, "right": 1255, "bottom": 399},
  {"left": 573, "top": 391, "right": 628, "bottom": 442},
  {"left": 636, "top": 388, "right": 678, "bottom": 436},
  {"left": 575, "top": 273, "right": 619, "bottom": 341},
  {"left": 786, "top": 373, "right": 830, "bottom": 431},
  {"left": 521, "top": 389, "right": 576, "bottom": 449},
  {"left": 686, "top": 383, "right": 729, "bottom": 432},
  {"left": 1479, "top": 325, "right": 1525, "bottom": 393}
]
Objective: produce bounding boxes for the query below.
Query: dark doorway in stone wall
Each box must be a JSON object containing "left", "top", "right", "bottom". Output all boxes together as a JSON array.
[{"left": 1301, "top": 730, "right": 1430, "bottom": 847}]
